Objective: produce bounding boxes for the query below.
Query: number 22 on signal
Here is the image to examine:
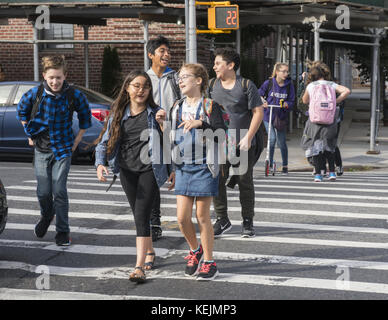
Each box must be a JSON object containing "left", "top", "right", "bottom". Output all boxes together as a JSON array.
[{"left": 226, "top": 10, "right": 237, "bottom": 26}]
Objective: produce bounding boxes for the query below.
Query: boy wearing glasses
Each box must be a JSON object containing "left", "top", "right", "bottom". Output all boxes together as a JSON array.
[{"left": 146, "top": 36, "right": 181, "bottom": 242}]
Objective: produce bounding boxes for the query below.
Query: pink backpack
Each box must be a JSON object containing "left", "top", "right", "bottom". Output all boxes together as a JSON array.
[{"left": 309, "top": 83, "right": 336, "bottom": 125}]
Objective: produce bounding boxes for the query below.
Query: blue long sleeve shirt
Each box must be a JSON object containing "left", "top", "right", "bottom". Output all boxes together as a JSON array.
[{"left": 17, "top": 82, "right": 92, "bottom": 160}]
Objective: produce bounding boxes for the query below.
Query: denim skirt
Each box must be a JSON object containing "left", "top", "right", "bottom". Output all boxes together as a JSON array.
[{"left": 175, "top": 164, "right": 219, "bottom": 197}]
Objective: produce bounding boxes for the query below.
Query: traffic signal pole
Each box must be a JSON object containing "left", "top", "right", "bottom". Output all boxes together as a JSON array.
[{"left": 188, "top": 0, "right": 197, "bottom": 63}]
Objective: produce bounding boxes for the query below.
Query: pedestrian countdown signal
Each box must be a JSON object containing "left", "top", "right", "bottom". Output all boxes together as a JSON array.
[{"left": 208, "top": 5, "right": 239, "bottom": 30}]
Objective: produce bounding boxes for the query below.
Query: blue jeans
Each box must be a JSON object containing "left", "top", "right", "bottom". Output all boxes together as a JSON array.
[
  {"left": 264, "top": 121, "right": 288, "bottom": 167},
  {"left": 34, "top": 150, "right": 72, "bottom": 233}
]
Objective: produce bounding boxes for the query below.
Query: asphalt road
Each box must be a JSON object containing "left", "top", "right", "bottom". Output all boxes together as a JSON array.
[{"left": 1, "top": 160, "right": 388, "bottom": 306}]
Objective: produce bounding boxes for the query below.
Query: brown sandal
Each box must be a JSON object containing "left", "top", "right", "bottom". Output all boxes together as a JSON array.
[
  {"left": 129, "top": 266, "right": 146, "bottom": 283},
  {"left": 144, "top": 252, "right": 156, "bottom": 270}
]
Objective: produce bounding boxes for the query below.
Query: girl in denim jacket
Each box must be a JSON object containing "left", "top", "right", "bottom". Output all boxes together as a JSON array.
[{"left": 95, "top": 70, "right": 173, "bottom": 283}]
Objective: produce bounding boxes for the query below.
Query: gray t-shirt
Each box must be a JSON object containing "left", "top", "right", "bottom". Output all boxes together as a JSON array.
[{"left": 209, "top": 76, "right": 262, "bottom": 143}]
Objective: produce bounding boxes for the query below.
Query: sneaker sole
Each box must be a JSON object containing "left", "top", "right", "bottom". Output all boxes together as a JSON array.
[
  {"left": 214, "top": 225, "right": 232, "bottom": 238},
  {"left": 56, "top": 240, "right": 71, "bottom": 246},
  {"left": 196, "top": 269, "right": 220, "bottom": 281},
  {"left": 241, "top": 233, "right": 255, "bottom": 238}
]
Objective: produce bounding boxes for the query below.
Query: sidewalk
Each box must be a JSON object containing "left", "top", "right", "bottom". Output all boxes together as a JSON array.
[{"left": 255, "top": 96, "right": 388, "bottom": 173}]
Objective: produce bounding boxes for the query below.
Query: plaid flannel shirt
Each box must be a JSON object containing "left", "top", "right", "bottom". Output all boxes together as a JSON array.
[{"left": 17, "top": 81, "right": 92, "bottom": 160}]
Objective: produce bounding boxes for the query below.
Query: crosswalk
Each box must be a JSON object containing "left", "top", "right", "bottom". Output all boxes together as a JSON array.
[{"left": 1, "top": 166, "right": 388, "bottom": 300}]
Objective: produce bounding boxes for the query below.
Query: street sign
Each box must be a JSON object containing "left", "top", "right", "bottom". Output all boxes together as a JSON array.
[{"left": 208, "top": 5, "right": 239, "bottom": 30}]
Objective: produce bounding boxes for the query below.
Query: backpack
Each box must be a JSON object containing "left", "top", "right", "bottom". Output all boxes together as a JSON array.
[
  {"left": 309, "top": 83, "right": 336, "bottom": 125},
  {"left": 202, "top": 97, "right": 232, "bottom": 159},
  {"left": 29, "top": 83, "right": 76, "bottom": 122}
]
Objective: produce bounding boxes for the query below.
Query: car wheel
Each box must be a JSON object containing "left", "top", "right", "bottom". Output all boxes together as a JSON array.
[{"left": 0, "top": 179, "right": 8, "bottom": 235}]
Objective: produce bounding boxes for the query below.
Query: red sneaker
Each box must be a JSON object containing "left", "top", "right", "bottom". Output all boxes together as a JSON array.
[{"left": 184, "top": 245, "right": 203, "bottom": 277}]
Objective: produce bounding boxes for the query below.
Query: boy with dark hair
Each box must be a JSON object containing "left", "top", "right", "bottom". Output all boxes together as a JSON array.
[
  {"left": 146, "top": 35, "right": 181, "bottom": 242},
  {"left": 209, "top": 47, "right": 264, "bottom": 238},
  {"left": 17, "top": 55, "right": 92, "bottom": 246}
]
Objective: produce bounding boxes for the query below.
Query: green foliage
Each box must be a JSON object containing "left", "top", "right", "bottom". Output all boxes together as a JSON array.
[
  {"left": 241, "top": 25, "right": 275, "bottom": 51},
  {"left": 240, "top": 56, "right": 259, "bottom": 86},
  {"left": 101, "top": 46, "right": 122, "bottom": 98},
  {"left": 350, "top": 35, "right": 388, "bottom": 83}
]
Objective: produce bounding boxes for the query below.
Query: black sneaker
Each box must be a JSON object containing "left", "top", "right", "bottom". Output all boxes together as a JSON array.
[
  {"left": 184, "top": 245, "right": 203, "bottom": 277},
  {"left": 337, "top": 166, "right": 344, "bottom": 176},
  {"left": 34, "top": 217, "right": 53, "bottom": 238},
  {"left": 55, "top": 232, "right": 71, "bottom": 246},
  {"left": 241, "top": 218, "right": 255, "bottom": 238},
  {"left": 151, "top": 226, "right": 162, "bottom": 242},
  {"left": 213, "top": 217, "right": 232, "bottom": 237},
  {"left": 282, "top": 166, "right": 288, "bottom": 175},
  {"left": 197, "top": 262, "right": 219, "bottom": 281}
]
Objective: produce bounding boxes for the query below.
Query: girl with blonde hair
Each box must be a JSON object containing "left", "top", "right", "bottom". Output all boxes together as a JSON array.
[
  {"left": 259, "top": 62, "right": 295, "bottom": 175},
  {"left": 156, "top": 63, "right": 227, "bottom": 281}
]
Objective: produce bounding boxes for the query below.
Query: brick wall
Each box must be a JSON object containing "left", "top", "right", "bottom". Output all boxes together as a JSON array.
[{"left": 0, "top": 18, "right": 212, "bottom": 94}]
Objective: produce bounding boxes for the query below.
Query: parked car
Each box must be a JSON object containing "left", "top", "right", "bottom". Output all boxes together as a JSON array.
[
  {"left": 0, "top": 178, "right": 7, "bottom": 235},
  {"left": 0, "top": 81, "right": 112, "bottom": 160}
]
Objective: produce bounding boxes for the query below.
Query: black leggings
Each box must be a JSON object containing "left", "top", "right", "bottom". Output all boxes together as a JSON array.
[
  {"left": 313, "top": 151, "right": 335, "bottom": 174},
  {"left": 119, "top": 167, "right": 158, "bottom": 237}
]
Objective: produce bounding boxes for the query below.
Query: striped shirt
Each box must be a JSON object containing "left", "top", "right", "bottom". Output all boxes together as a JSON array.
[{"left": 17, "top": 81, "right": 92, "bottom": 160}]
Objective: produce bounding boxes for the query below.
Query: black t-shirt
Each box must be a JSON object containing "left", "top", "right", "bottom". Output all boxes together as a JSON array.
[{"left": 118, "top": 109, "right": 152, "bottom": 172}]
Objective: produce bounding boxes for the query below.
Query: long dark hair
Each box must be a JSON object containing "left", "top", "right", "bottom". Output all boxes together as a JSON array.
[{"left": 96, "top": 70, "right": 158, "bottom": 155}]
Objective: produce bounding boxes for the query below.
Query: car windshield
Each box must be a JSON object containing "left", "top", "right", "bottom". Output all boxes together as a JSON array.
[
  {"left": 13, "top": 84, "right": 35, "bottom": 105},
  {"left": 12, "top": 83, "right": 112, "bottom": 105},
  {"left": 72, "top": 85, "right": 112, "bottom": 105}
]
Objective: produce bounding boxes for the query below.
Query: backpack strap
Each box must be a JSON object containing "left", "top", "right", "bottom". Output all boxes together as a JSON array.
[
  {"left": 242, "top": 77, "right": 250, "bottom": 95},
  {"left": 29, "top": 83, "right": 44, "bottom": 121},
  {"left": 168, "top": 97, "right": 185, "bottom": 122},
  {"left": 263, "top": 79, "right": 273, "bottom": 101},
  {"left": 208, "top": 78, "right": 217, "bottom": 98},
  {"left": 29, "top": 84, "right": 75, "bottom": 122},
  {"left": 202, "top": 98, "right": 213, "bottom": 118},
  {"left": 67, "top": 86, "right": 75, "bottom": 122},
  {"left": 167, "top": 72, "right": 181, "bottom": 101}
]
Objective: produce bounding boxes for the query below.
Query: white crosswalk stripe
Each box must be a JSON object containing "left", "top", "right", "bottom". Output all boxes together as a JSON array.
[{"left": 2, "top": 168, "right": 388, "bottom": 299}]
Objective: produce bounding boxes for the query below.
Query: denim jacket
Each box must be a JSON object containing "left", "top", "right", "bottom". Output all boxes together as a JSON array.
[
  {"left": 169, "top": 97, "right": 227, "bottom": 178},
  {"left": 95, "top": 104, "right": 169, "bottom": 188}
]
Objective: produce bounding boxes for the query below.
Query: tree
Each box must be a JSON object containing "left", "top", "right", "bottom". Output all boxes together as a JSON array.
[
  {"left": 350, "top": 34, "right": 388, "bottom": 125},
  {"left": 101, "top": 46, "right": 122, "bottom": 98}
]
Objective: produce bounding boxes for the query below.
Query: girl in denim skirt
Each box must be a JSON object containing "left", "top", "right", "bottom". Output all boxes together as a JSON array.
[{"left": 156, "top": 63, "right": 227, "bottom": 281}]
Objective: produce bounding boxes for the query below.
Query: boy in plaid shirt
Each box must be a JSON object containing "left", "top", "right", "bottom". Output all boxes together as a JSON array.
[{"left": 17, "top": 55, "right": 91, "bottom": 246}]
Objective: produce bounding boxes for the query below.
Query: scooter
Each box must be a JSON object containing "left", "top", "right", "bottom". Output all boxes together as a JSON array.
[{"left": 264, "top": 99, "right": 285, "bottom": 177}]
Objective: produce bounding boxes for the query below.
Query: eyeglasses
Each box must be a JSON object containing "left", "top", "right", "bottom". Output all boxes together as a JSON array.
[
  {"left": 177, "top": 74, "right": 195, "bottom": 82},
  {"left": 129, "top": 83, "right": 151, "bottom": 91}
]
